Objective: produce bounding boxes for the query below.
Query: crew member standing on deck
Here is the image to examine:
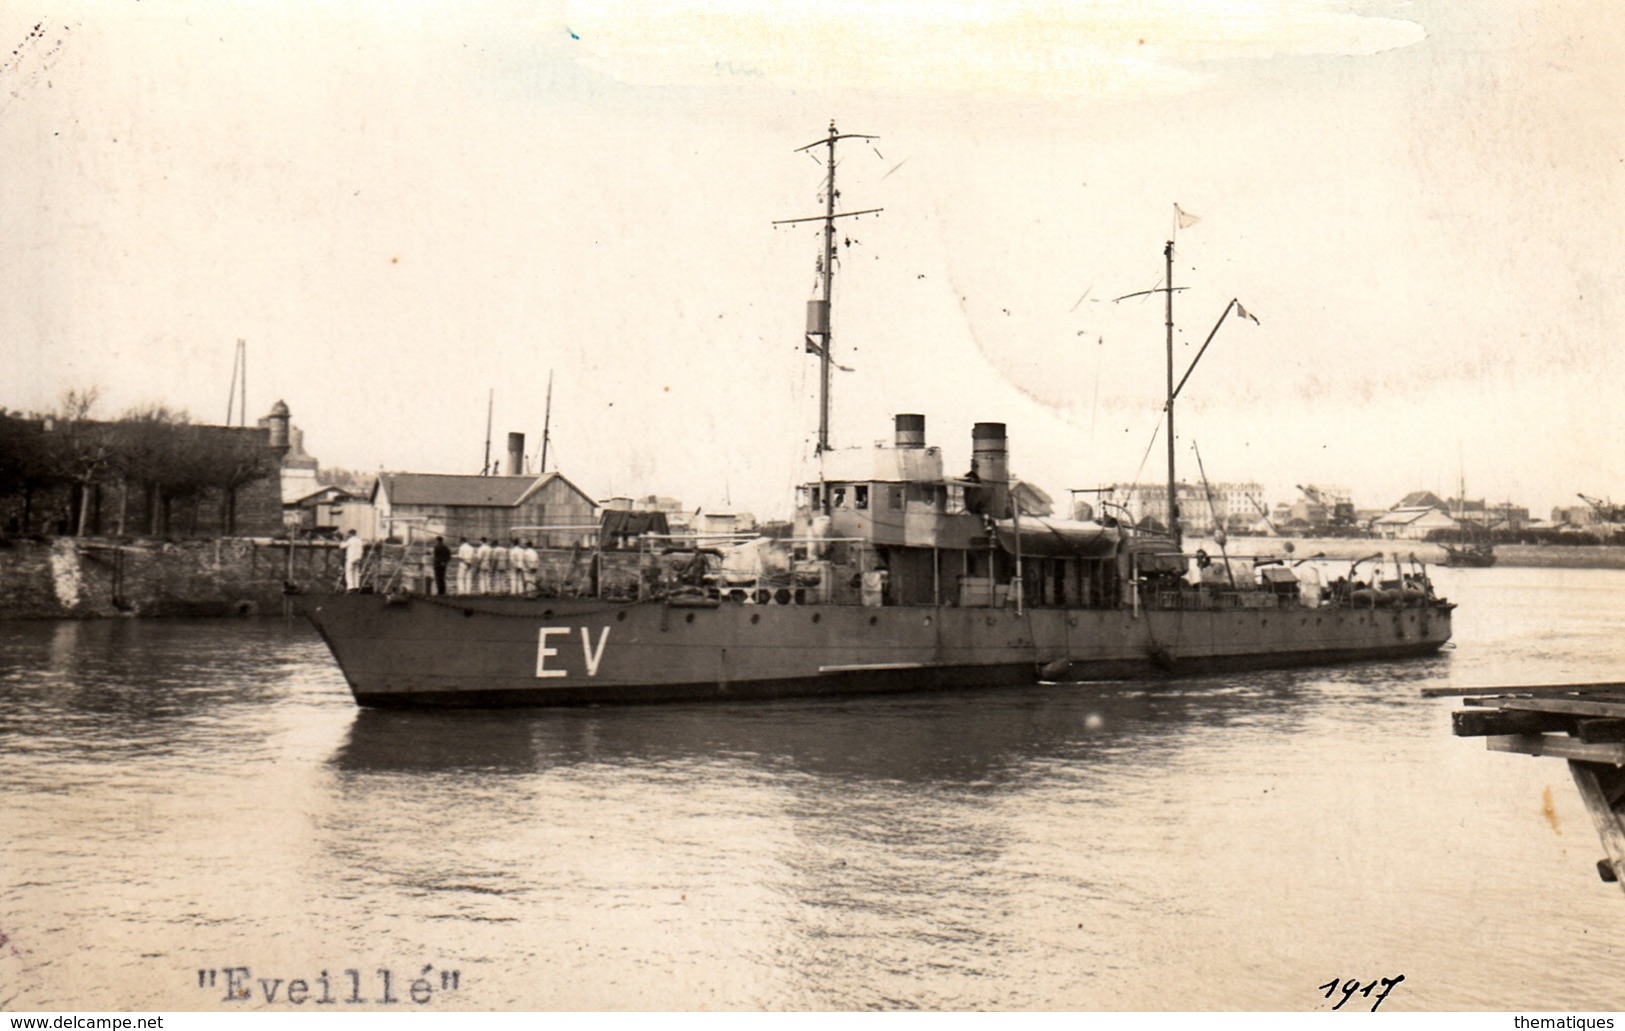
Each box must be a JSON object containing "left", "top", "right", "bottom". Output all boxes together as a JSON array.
[
  {"left": 521, "top": 539, "right": 539, "bottom": 596},
  {"left": 489, "top": 535, "right": 509, "bottom": 595},
  {"left": 455, "top": 537, "right": 474, "bottom": 595},
  {"left": 474, "top": 537, "right": 492, "bottom": 594},
  {"left": 508, "top": 538, "right": 525, "bottom": 594},
  {"left": 432, "top": 536, "right": 452, "bottom": 595},
  {"left": 342, "top": 529, "right": 365, "bottom": 591}
]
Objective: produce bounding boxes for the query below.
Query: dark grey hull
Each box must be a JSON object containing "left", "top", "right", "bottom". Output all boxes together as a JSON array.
[{"left": 304, "top": 592, "right": 1454, "bottom": 708}]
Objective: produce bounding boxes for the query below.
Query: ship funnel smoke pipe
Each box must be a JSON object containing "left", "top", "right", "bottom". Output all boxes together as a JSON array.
[
  {"left": 894, "top": 413, "right": 926, "bottom": 449},
  {"left": 972, "top": 422, "right": 1010, "bottom": 518},
  {"left": 506, "top": 432, "right": 525, "bottom": 475}
]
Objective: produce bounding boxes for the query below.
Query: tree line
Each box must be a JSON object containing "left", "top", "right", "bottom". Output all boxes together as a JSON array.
[{"left": 0, "top": 389, "right": 278, "bottom": 537}]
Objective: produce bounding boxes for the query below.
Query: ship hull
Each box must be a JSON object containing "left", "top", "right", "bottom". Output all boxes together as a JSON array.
[{"left": 304, "top": 593, "right": 1453, "bottom": 708}]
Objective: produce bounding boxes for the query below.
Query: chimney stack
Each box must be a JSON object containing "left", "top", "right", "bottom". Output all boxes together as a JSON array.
[
  {"left": 894, "top": 413, "right": 926, "bottom": 449},
  {"left": 506, "top": 432, "right": 525, "bottom": 475},
  {"left": 972, "top": 422, "right": 1010, "bottom": 518}
]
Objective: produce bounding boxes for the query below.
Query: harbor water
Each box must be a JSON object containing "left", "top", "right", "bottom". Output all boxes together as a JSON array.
[{"left": 2, "top": 565, "right": 1623, "bottom": 1011}]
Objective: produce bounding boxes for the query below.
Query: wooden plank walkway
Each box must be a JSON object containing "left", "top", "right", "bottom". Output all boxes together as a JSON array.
[{"left": 1449, "top": 684, "right": 1625, "bottom": 891}]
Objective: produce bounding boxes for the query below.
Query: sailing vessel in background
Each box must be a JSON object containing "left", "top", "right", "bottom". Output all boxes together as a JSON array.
[
  {"left": 303, "top": 124, "right": 1455, "bottom": 707},
  {"left": 1445, "top": 463, "right": 1497, "bottom": 567}
]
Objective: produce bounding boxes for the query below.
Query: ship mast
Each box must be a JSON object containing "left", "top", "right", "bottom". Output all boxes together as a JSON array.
[
  {"left": 540, "top": 370, "right": 553, "bottom": 474},
  {"left": 481, "top": 388, "right": 493, "bottom": 476},
  {"left": 1165, "top": 241, "right": 1179, "bottom": 550},
  {"left": 1118, "top": 239, "right": 1252, "bottom": 552},
  {"left": 774, "top": 121, "right": 882, "bottom": 462}
]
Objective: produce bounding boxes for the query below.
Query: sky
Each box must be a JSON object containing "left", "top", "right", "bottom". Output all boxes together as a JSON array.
[{"left": 4, "top": 1, "right": 1622, "bottom": 522}]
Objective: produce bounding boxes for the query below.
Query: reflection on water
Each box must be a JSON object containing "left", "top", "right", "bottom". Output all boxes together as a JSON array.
[
  {"left": 4, "top": 568, "right": 1625, "bottom": 1011},
  {"left": 331, "top": 682, "right": 1311, "bottom": 781}
]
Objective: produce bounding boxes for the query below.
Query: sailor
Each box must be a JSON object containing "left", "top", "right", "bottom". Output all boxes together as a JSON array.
[
  {"left": 474, "top": 537, "right": 492, "bottom": 593},
  {"left": 521, "top": 539, "right": 540, "bottom": 595},
  {"left": 420, "top": 541, "right": 436, "bottom": 594},
  {"left": 508, "top": 538, "right": 525, "bottom": 594},
  {"left": 962, "top": 464, "right": 986, "bottom": 515},
  {"left": 489, "top": 536, "right": 509, "bottom": 594},
  {"left": 455, "top": 537, "right": 475, "bottom": 595},
  {"left": 431, "top": 536, "right": 452, "bottom": 595},
  {"left": 861, "top": 565, "right": 889, "bottom": 607},
  {"left": 341, "top": 529, "right": 365, "bottom": 591}
]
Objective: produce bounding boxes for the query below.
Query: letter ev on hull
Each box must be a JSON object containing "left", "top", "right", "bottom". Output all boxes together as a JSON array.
[{"left": 536, "top": 626, "right": 611, "bottom": 679}]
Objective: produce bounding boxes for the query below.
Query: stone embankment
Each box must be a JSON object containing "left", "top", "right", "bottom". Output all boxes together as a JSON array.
[
  {"left": 1200, "top": 536, "right": 1625, "bottom": 570},
  {"left": 0, "top": 537, "right": 343, "bottom": 619}
]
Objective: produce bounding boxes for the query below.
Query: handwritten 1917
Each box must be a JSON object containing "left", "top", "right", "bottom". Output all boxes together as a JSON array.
[{"left": 1319, "top": 974, "right": 1404, "bottom": 1012}]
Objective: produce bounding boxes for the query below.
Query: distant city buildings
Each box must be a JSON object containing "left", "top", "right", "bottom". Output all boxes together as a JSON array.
[
  {"left": 9, "top": 389, "right": 1613, "bottom": 548},
  {"left": 1109, "top": 481, "right": 1267, "bottom": 536}
]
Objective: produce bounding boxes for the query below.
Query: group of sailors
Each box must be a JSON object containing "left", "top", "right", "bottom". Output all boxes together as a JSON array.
[{"left": 447, "top": 536, "right": 543, "bottom": 596}]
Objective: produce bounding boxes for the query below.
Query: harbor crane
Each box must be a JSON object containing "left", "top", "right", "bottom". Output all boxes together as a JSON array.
[
  {"left": 1297, "top": 484, "right": 1358, "bottom": 535},
  {"left": 1578, "top": 494, "right": 1625, "bottom": 523},
  {"left": 1248, "top": 493, "right": 1279, "bottom": 536}
]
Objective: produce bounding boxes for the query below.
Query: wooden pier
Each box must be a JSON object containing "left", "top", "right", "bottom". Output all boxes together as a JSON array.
[{"left": 1438, "top": 682, "right": 1625, "bottom": 891}]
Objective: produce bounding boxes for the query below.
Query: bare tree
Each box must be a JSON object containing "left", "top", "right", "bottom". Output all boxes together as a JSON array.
[
  {"left": 195, "top": 428, "right": 277, "bottom": 534},
  {"left": 49, "top": 389, "right": 116, "bottom": 536},
  {"left": 0, "top": 410, "right": 62, "bottom": 533},
  {"left": 112, "top": 404, "right": 192, "bottom": 536}
]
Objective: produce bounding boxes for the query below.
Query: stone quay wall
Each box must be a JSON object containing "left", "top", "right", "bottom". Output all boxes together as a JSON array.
[{"left": 0, "top": 537, "right": 343, "bottom": 619}]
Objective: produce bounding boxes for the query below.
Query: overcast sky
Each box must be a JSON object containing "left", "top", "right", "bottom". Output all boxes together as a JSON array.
[{"left": 4, "top": 1, "right": 1621, "bottom": 520}]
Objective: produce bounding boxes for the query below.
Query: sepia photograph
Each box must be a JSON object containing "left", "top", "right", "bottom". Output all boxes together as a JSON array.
[{"left": 2, "top": 0, "right": 1623, "bottom": 1018}]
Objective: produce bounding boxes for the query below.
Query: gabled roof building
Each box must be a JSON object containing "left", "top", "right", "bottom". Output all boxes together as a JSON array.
[
  {"left": 1371, "top": 506, "right": 1458, "bottom": 540},
  {"left": 371, "top": 471, "right": 597, "bottom": 545}
]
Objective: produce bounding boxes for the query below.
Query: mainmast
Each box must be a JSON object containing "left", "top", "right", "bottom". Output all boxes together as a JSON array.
[
  {"left": 774, "top": 121, "right": 882, "bottom": 459},
  {"left": 1118, "top": 238, "right": 1252, "bottom": 552}
]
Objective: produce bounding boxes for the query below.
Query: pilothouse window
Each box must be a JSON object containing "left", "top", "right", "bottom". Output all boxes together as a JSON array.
[
  {"left": 831, "top": 486, "right": 847, "bottom": 508},
  {"left": 855, "top": 486, "right": 869, "bottom": 510}
]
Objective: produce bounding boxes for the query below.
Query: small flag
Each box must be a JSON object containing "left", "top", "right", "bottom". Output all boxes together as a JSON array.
[
  {"left": 1234, "top": 300, "right": 1260, "bottom": 324},
  {"left": 1174, "top": 203, "right": 1201, "bottom": 229},
  {"left": 805, "top": 336, "right": 855, "bottom": 372}
]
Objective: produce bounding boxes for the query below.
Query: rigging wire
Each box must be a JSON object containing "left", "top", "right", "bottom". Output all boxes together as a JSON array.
[{"left": 1127, "top": 417, "right": 1163, "bottom": 508}]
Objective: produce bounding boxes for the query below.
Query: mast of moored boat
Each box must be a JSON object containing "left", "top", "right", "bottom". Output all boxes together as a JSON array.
[
  {"left": 540, "top": 370, "right": 553, "bottom": 473},
  {"left": 1165, "top": 240, "right": 1180, "bottom": 550},
  {"left": 481, "top": 387, "right": 494, "bottom": 476},
  {"left": 774, "top": 122, "right": 883, "bottom": 510}
]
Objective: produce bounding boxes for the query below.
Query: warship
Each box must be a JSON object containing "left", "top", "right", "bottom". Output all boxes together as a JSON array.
[{"left": 304, "top": 125, "right": 1455, "bottom": 708}]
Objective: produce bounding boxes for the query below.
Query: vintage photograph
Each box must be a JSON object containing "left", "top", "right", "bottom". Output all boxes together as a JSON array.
[{"left": 3, "top": 0, "right": 1622, "bottom": 1015}]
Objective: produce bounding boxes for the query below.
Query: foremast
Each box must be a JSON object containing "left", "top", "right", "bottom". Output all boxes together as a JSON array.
[{"left": 774, "top": 122, "right": 882, "bottom": 512}]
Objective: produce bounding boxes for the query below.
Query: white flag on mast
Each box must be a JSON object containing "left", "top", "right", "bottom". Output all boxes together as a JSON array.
[
  {"left": 805, "top": 336, "right": 855, "bottom": 373},
  {"left": 1174, "top": 203, "right": 1201, "bottom": 229}
]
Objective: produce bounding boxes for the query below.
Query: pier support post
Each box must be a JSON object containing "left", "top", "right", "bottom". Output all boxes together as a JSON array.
[{"left": 1568, "top": 760, "right": 1625, "bottom": 893}]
